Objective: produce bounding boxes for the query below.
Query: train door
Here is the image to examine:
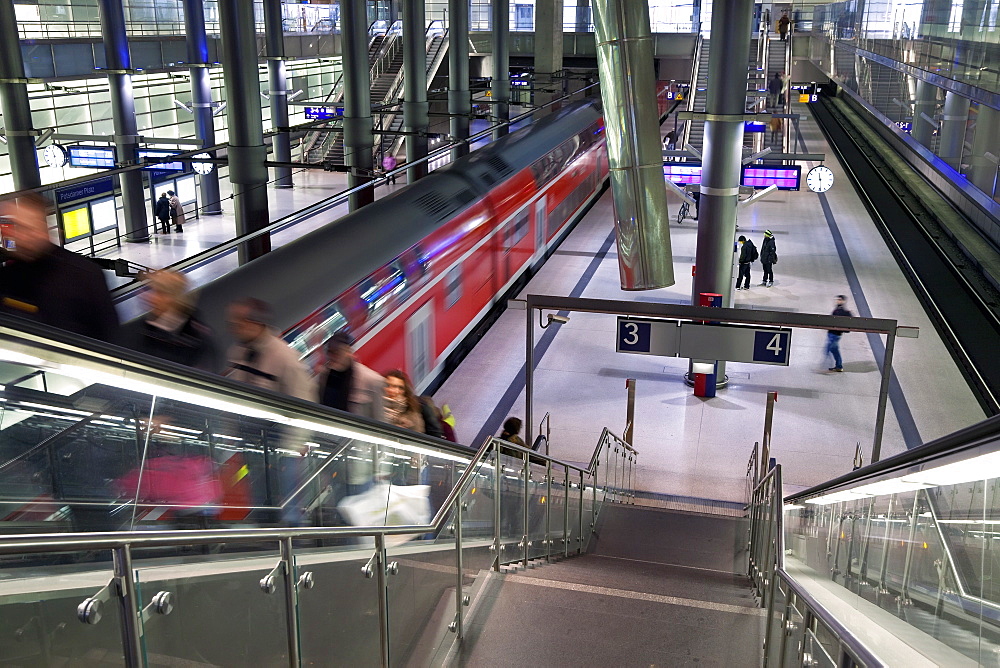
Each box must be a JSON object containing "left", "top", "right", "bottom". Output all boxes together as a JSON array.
[
  {"left": 534, "top": 195, "right": 547, "bottom": 259},
  {"left": 501, "top": 222, "right": 514, "bottom": 285},
  {"left": 407, "top": 300, "right": 435, "bottom": 390}
]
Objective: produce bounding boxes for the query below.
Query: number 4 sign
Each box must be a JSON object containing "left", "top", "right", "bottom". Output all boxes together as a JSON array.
[{"left": 752, "top": 330, "right": 791, "bottom": 365}]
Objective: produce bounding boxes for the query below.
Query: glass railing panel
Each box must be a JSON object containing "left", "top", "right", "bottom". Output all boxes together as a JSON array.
[
  {"left": 804, "top": 627, "right": 836, "bottom": 668},
  {"left": 496, "top": 449, "right": 525, "bottom": 567},
  {"left": 580, "top": 475, "right": 595, "bottom": 551},
  {"left": 782, "top": 597, "right": 806, "bottom": 668},
  {"left": 385, "top": 518, "right": 459, "bottom": 665},
  {"left": 132, "top": 542, "right": 291, "bottom": 665},
  {"left": 459, "top": 454, "right": 497, "bottom": 584},
  {"left": 565, "top": 474, "right": 581, "bottom": 556},
  {"left": 765, "top": 579, "right": 788, "bottom": 665},
  {"left": 0, "top": 551, "right": 125, "bottom": 666},
  {"left": 295, "top": 543, "right": 383, "bottom": 666},
  {"left": 527, "top": 461, "right": 548, "bottom": 561},
  {"left": 548, "top": 468, "right": 568, "bottom": 558}
]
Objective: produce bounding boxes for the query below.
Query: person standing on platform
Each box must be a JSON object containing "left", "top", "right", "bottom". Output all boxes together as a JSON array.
[
  {"left": 382, "top": 153, "right": 398, "bottom": 185},
  {"left": 778, "top": 12, "right": 790, "bottom": 40},
  {"left": 155, "top": 193, "right": 172, "bottom": 234},
  {"left": 167, "top": 190, "right": 185, "bottom": 233},
  {"left": 0, "top": 193, "right": 120, "bottom": 343},
  {"left": 825, "top": 295, "right": 853, "bottom": 372},
  {"left": 224, "top": 297, "right": 315, "bottom": 401},
  {"left": 317, "top": 331, "right": 385, "bottom": 422},
  {"left": 735, "top": 235, "right": 757, "bottom": 290},
  {"left": 759, "top": 230, "right": 778, "bottom": 287}
]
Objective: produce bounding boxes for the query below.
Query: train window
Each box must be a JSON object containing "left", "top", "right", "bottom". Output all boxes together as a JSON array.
[
  {"left": 445, "top": 264, "right": 462, "bottom": 309},
  {"left": 512, "top": 208, "right": 529, "bottom": 244},
  {"left": 283, "top": 303, "right": 348, "bottom": 364},
  {"left": 361, "top": 265, "right": 408, "bottom": 321}
]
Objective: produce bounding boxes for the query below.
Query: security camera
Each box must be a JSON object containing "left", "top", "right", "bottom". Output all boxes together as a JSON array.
[{"left": 547, "top": 314, "right": 571, "bottom": 325}]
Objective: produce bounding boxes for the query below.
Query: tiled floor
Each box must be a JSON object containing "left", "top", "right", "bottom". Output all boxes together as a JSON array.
[{"left": 432, "top": 103, "right": 987, "bottom": 502}]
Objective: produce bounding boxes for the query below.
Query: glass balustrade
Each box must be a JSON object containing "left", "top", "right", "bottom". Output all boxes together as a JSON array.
[{"left": 0, "top": 317, "right": 636, "bottom": 666}]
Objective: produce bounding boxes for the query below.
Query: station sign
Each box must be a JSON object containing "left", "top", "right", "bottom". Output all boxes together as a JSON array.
[
  {"left": 68, "top": 146, "right": 117, "bottom": 169},
  {"left": 305, "top": 106, "right": 343, "bottom": 120},
  {"left": 616, "top": 317, "right": 792, "bottom": 366}
]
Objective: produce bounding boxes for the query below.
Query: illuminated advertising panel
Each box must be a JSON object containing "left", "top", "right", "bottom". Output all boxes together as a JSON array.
[
  {"left": 90, "top": 196, "right": 119, "bottom": 234},
  {"left": 741, "top": 165, "right": 801, "bottom": 190},
  {"left": 662, "top": 163, "right": 702, "bottom": 186},
  {"left": 62, "top": 205, "right": 92, "bottom": 242}
]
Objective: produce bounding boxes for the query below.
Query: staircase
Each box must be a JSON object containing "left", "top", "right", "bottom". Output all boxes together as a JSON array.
[
  {"left": 763, "top": 37, "right": 788, "bottom": 155},
  {"left": 453, "top": 504, "right": 763, "bottom": 666},
  {"left": 684, "top": 38, "right": 711, "bottom": 152}
]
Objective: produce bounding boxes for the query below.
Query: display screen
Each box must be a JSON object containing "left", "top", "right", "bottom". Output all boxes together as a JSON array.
[
  {"left": 62, "top": 205, "right": 92, "bottom": 242},
  {"left": 68, "top": 146, "right": 117, "bottom": 169},
  {"left": 662, "top": 163, "right": 702, "bottom": 185},
  {"left": 175, "top": 174, "right": 197, "bottom": 205},
  {"left": 90, "top": 197, "right": 118, "bottom": 235},
  {"left": 741, "top": 166, "right": 801, "bottom": 190},
  {"left": 138, "top": 150, "right": 185, "bottom": 172}
]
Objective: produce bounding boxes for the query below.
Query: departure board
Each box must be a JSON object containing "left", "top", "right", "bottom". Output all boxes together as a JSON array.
[
  {"left": 68, "top": 146, "right": 117, "bottom": 169},
  {"left": 741, "top": 165, "right": 801, "bottom": 190}
]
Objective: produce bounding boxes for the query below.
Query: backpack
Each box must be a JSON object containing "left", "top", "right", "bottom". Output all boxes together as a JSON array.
[{"left": 748, "top": 242, "right": 759, "bottom": 263}]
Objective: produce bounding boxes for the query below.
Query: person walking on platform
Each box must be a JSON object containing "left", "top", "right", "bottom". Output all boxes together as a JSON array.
[
  {"left": 167, "top": 190, "right": 185, "bottom": 233},
  {"left": 825, "top": 295, "right": 853, "bottom": 372},
  {"left": 735, "top": 235, "right": 757, "bottom": 290},
  {"left": 759, "top": 230, "right": 778, "bottom": 287},
  {"left": 155, "top": 193, "right": 172, "bottom": 234}
]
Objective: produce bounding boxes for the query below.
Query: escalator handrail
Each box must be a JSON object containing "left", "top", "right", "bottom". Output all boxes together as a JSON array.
[
  {"left": 784, "top": 414, "right": 1000, "bottom": 504},
  {"left": 0, "top": 314, "right": 476, "bottom": 462},
  {"left": 0, "top": 425, "right": 631, "bottom": 554}
]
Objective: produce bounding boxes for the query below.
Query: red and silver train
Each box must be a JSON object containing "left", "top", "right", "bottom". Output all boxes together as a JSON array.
[{"left": 197, "top": 101, "right": 608, "bottom": 392}]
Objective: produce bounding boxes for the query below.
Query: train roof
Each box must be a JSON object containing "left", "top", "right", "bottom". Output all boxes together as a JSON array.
[{"left": 195, "top": 100, "right": 602, "bottom": 345}]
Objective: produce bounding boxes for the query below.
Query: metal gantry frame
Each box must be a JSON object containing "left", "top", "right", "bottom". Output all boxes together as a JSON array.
[{"left": 524, "top": 294, "right": 916, "bottom": 464}]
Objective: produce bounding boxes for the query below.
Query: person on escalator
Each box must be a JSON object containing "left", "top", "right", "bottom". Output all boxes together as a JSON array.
[
  {"left": 137, "top": 269, "right": 216, "bottom": 371},
  {"left": 0, "top": 193, "right": 120, "bottom": 343}
]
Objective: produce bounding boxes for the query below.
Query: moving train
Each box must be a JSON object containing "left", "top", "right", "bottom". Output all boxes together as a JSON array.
[{"left": 197, "top": 100, "right": 609, "bottom": 392}]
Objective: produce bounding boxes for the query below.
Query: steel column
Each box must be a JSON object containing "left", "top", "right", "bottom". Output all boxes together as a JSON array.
[
  {"left": 592, "top": 0, "right": 675, "bottom": 289},
  {"left": 403, "top": 0, "right": 429, "bottom": 182},
  {"left": 448, "top": 0, "right": 471, "bottom": 159},
  {"left": 375, "top": 534, "right": 391, "bottom": 667},
  {"left": 183, "top": 0, "right": 223, "bottom": 215},
  {"left": 968, "top": 104, "right": 1000, "bottom": 196},
  {"left": 522, "top": 450, "right": 530, "bottom": 569},
  {"left": 493, "top": 447, "right": 502, "bottom": 570},
  {"left": 545, "top": 459, "right": 552, "bottom": 561},
  {"left": 911, "top": 79, "right": 937, "bottom": 147},
  {"left": 938, "top": 91, "right": 970, "bottom": 171},
  {"left": 0, "top": 0, "right": 41, "bottom": 191},
  {"left": 871, "top": 330, "right": 895, "bottom": 463},
  {"left": 97, "top": 0, "right": 148, "bottom": 242},
  {"left": 453, "top": 497, "right": 465, "bottom": 637},
  {"left": 342, "top": 0, "right": 375, "bottom": 210},
  {"left": 218, "top": 0, "right": 271, "bottom": 262},
  {"left": 563, "top": 465, "right": 570, "bottom": 558},
  {"left": 264, "top": 0, "right": 293, "bottom": 189},
  {"left": 689, "top": 0, "right": 753, "bottom": 382},
  {"left": 533, "top": 0, "right": 564, "bottom": 115},
  {"left": 491, "top": 0, "right": 510, "bottom": 140}
]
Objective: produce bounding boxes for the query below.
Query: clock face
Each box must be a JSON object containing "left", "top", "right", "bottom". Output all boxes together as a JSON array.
[
  {"left": 806, "top": 165, "right": 834, "bottom": 193},
  {"left": 192, "top": 153, "right": 215, "bottom": 175},
  {"left": 42, "top": 144, "right": 69, "bottom": 168}
]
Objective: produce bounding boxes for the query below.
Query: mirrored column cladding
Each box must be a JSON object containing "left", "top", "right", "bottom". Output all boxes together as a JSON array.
[
  {"left": 968, "top": 104, "right": 1000, "bottom": 199},
  {"left": 911, "top": 79, "right": 937, "bottom": 148},
  {"left": 403, "top": 0, "right": 429, "bottom": 182},
  {"left": 593, "top": 0, "right": 675, "bottom": 290},
  {"left": 448, "top": 0, "right": 471, "bottom": 159},
  {"left": 263, "top": 0, "right": 293, "bottom": 189},
  {"left": 342, "top": 0, "right": 375, "bottom": 210},
  {"left": 183, "top": 0, "right": 222, "bottom": 214},
  {"left": 534, "top": 0, "right": 564, "bottom": 115},
  {"left": 0, "top": 0, "right": 41, "bottom": 191},
  {"left": 939, "top": 90, "right": 971, "bottom": 172},
  {"left": 219, "top": 0, "right": 271, "bottom": 261},
  {"left": 491, "top": 0, "right": 510, "bottom": 139},
  {"left": 97, "top": 0, "right": 148, "bottom": 242}
]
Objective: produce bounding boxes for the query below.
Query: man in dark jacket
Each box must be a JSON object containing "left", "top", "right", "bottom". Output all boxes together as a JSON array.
[
  {"left": 154, "top": 192, "right": 172, "bottom": 234},
  {"left": 767, "top": 73, "right": 782, "bottom": 108},
  {"left": 0, "top": 193, "right": 120, "bottom": 343},
  {"left": 317, "top": 331, "right": 385, "bottom": 422},
  {"left": 826, "top": 295, "right": 853, "bottom": 372},
  {"left": 735, "top": 235, "right": 757, "bottom": 290},
  {"left": 759, "top": 230, "right": 778, "bottom": 287}
]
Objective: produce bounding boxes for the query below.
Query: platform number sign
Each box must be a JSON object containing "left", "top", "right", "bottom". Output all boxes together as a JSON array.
[
  {"left": 618, "top": 320, "right": 652, "bottom": 353},
  {"left": 752, "top": 330, "right": 791, "bottom": 365}
]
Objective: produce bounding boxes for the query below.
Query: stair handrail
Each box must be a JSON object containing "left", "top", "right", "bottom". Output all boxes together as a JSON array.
[
  {"left": 681, "top": 33, "right": 703, "bottom": 151},
  {"left": 385, "top": 28, "right": 451, "bottom": 157}
]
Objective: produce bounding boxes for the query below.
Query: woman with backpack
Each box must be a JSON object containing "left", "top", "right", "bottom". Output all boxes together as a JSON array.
[{"left": 759, "top": 230, "right": 778, "bottom": 287}]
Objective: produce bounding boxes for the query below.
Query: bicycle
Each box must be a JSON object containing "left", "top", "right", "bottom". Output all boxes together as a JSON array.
[{"left": 676, "top": 200, "right": 690, "bottom": 224}]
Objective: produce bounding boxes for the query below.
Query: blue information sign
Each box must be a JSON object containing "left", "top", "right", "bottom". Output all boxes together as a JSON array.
[
  {"left": 56, "top": 177, "right": 115, "bottom": 205},
  {"left": 305, "top": 106, "right": 343, "bottom": 120},
  {"left": 618, "top": 320, "right": 652, "bottom": 353},
  {"left": 752, "top": 330, "right": 791, "bottom": 365}
]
